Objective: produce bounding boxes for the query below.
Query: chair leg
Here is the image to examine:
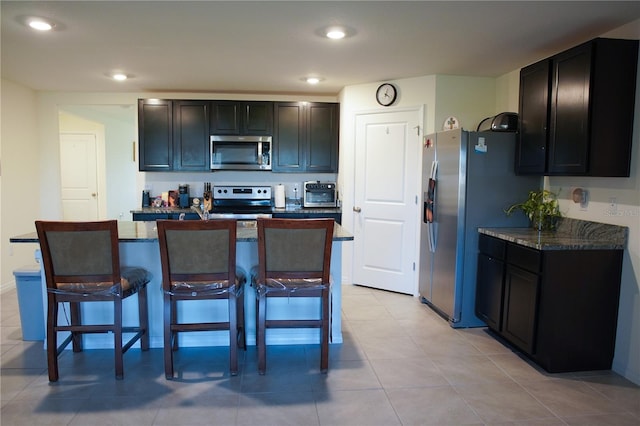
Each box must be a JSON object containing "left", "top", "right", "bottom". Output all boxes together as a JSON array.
[
  {"left": 237, "top": 287, "right": 246, "bottom": 349},
  {"left": 257, "top": 292, "right": 267, "bottom": 375},
  {"left": 70, "top": 301, "right": 83, "bottom": 352},
  {"left": 228, "top": 293, "right": 238, "bottom": 376},
  {"left": 171, "top": 299, "right": 179, "bottom": 351},
  {"left": 138, "top": 286, "right": 150, "bottom": 351},
  {"left": 320, "top": 289, "right": 329, "bottom": 374},
  {"left": 114, "top": 297, "right": 124, "bottom": 380},
  {"left": 163, "top": 294, "right": 174, "bottom": 379},
  {"left": 47, "top": 297, "right": 59, "bottom": 382}
]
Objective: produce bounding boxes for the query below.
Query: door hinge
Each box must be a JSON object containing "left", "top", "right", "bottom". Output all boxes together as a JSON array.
[
  {"left": 413, "top": 262, "right": 416, "bottom": 271},
  {"left": 415, "top": 195, "right": 418, "bottom": 204},
  {"left": 414, "top": 125, "right": 421, "bottom": 136}
]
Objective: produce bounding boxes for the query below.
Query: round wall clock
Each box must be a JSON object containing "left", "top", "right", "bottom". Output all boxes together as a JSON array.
[{"left": 376, "top": 83, "right": 397, "bottom": 106}]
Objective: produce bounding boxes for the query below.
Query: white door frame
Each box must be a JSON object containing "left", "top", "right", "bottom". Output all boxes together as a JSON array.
[{"left": 350, "top": 106, "right": 424, "bottom": 295}]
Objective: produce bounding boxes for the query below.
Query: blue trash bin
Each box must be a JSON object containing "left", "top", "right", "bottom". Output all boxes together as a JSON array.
[{"left": 13, "top": 265, "right": 45, "bottom": 341}]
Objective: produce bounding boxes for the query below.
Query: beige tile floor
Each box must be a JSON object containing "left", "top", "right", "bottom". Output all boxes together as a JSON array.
[{"left": 1, "top": 283, "right": 639, "bottom": 425}]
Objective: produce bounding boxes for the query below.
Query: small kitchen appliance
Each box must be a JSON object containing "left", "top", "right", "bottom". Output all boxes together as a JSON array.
[
  {"left": 476, "top": 112, "right": 518, "bottom": 132},
  {"left": 303, "top": 181, "right": 337, "bottom": 208},
  {"left": 142, "top": 190, "right": 150, "bottom": 207},
  {"left": 178, "top": 184, "right": 189, "bottom": 208},
  {"left": 210, "top": 135, "right": 272, "bottom": 171}
]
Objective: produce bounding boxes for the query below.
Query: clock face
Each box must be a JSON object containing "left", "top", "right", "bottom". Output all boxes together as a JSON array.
[{"left": 376, "top": 83, "right": 397, "bottom": 106}]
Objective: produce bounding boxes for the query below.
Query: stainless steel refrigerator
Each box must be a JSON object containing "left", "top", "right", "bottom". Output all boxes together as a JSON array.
[{"left": 419, "top": 129, "right": 539, "bottom": 327}]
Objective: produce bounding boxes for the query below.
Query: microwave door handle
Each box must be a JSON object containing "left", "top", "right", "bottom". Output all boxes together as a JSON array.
[{"left": 257, "top": 142, "right": 263, "bottom": 165}]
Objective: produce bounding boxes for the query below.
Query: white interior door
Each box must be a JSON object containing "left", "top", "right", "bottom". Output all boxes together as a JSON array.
[
  {"left": 352, "top": 108, "right": 422, "bottom": 295},
  {"left": 60, "top": 133, "right": 99, "bottom": 220}
]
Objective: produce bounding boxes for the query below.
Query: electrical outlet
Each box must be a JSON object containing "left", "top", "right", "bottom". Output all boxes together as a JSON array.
[
  {"left": 292, "top": 183, "right": 300, "bottom": 197},
  {"left": 609, "top": 197, "right": 618, "bottom": 215}
]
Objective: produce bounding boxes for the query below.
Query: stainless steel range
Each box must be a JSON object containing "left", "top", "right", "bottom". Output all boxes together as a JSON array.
[{"left": 208, "top": 185, "right": 273, "bottom": 219}]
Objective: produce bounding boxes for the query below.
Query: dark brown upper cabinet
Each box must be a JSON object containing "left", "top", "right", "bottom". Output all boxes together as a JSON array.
[
  {"left": 516, "top": 38, "right": 638, "bottom": 176},
  {"left": 273, "top": 102, "right": 339, "bottom": 173},
  {"left": 173, "top": 100, "right": 210, "bottom": 171},
  {"left": 138, "top": 99, "right": 209, "bottom": 172},
  {"left": 138, "top": 99, "right": 173, "bottom": 171},
  {"left": 210, "top": 101, "right": 273, "bottom": 135}
]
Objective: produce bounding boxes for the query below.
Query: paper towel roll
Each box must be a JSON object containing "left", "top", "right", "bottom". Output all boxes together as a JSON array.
[{"left": 274, "top": 184, "right": 286, "bottom": 208}]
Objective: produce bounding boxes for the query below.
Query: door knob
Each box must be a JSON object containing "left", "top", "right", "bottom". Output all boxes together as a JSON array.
[
  {"left": 91, "top": 193, "right": 97, "bottom": 197},
  {"left": 353, "top": 206, "right": 362, "bottom": 213}
]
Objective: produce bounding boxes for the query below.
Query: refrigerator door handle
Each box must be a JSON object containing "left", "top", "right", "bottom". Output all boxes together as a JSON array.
[{"left": 427, "top": 222, "right": 436, "bottom": 252}]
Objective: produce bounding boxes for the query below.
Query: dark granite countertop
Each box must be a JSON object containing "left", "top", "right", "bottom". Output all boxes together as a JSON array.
[
  {"left": 479, "top": 218, "right": 628, "bottom": 251},
  {"left": 10, "top": 220, "right": 354, "bottom": 244},
  {"left": 130, "top": 206, "right": 342, "bottom": 215}
]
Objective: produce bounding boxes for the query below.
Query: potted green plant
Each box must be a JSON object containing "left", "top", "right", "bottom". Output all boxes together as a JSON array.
[{"left": 505, "top": 189, "right": 562, "bottom": 231}]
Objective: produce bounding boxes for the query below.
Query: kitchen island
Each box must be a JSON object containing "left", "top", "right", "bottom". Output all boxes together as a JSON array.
[
  {"left": 10, "top": 221, "right": 353, "bottom": 349},
  {"left": 130, "top": 206, "right": 343, "bottom": 223}
]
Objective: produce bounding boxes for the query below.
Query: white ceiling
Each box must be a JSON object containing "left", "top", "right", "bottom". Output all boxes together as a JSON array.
[{"left": 2, "top": 1, "right": 639, "bottom": 95}]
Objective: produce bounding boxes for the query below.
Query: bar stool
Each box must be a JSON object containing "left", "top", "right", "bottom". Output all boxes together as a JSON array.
[
  {"left": 35, "top": 220, "right": 151, "bottom": 382},
  {"left": 156, "top": 219, "right": 246, "bottom": 378},
  {"left": 252, "top": 218, "right": 334, "bottom": 374}
]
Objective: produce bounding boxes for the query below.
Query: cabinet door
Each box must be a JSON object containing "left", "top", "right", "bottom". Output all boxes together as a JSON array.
[
  {"left": 502, "top": 265, "right": 539, "bottom": 355},
  {"left": 306, "top": 103, "right": 339, "bottom": 172},
  {"left": 173, "top": 101, "right": 209, "bottom": 171},
  {"left": 587, "top": 38, "right": 638, "bottom": 177},
  {"left": 210, "top": 101, "right": 241, "bottom": 135},
  {"left": 273, "top": 102, "right": 304, "bottom": 172},
  {"left": 244, "top": 102, "right": 273, "bottom": 135},
  {"left": 475, "top": 253, "right": 504, "bottom": 331},
  {"left": 548, "top": 43, "right": 591, "bottom": 175},
  {"left": 516, "top": 59, "right": 550, "bottom": 174},
  {"left": 138, "top": 99, "right": 173, "bottom": 171},
  {"left": 210, "top": 101, "right": 273, "bottom": 135}
]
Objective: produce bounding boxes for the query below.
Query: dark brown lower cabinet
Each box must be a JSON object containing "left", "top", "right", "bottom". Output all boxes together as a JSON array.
[
  {"left": 476, "top": 234, "right": 623, "bottom": 373},
  {"left": 502, "top": 264, "right": 539, "bottom": 355},
  {"left": 475, "top": 252, "right": 505, "bottom": 331}
]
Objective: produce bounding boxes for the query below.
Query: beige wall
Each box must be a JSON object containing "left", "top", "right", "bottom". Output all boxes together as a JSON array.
[
  {"left": 1, "top": 79, "right": 41, "bottom": 289},
  {"left": 434, "top": 75, "right": 497, "bottom": 132}
]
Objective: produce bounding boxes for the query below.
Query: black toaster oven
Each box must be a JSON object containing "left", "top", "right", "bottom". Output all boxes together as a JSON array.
[{"left": 303, "top": 181, "right": 337, "bottom": 208}]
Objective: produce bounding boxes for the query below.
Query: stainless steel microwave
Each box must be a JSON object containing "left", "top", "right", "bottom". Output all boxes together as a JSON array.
[{"left": 210, "top": 135, "right": 272, "bottom": 171}]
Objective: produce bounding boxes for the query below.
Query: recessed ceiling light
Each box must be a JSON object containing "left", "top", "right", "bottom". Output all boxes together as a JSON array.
[
  {"left": 326, "top": 28, "right": 346, "bottom": 40},
  {"left": 302, "top": 76, "right": 325, "bottom": 85},
  {"left": 316, "top": 25, "right": 356, "bottom": 40},
  {"left": 112, "top": 73, "right": 128, "bottom": 81},
  {"left": 27, "top": 18, "right": 54, "bottom": 31}
]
